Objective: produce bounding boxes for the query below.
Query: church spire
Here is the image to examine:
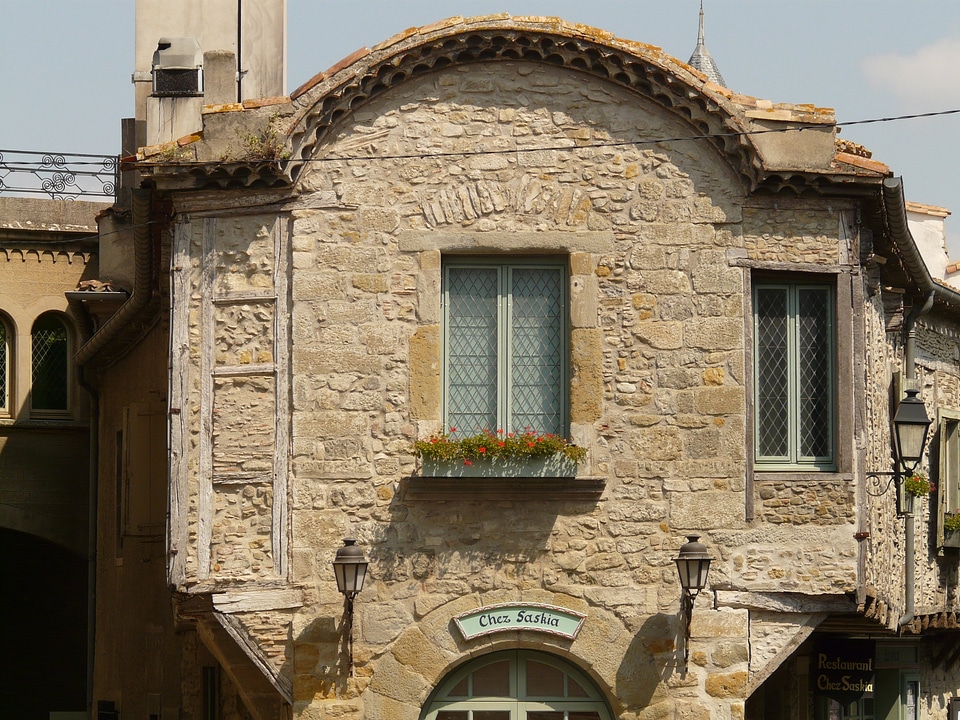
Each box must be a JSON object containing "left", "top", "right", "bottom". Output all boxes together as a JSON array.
[{"left": 687, "top": 1, "right": 727, "bottom": 87}]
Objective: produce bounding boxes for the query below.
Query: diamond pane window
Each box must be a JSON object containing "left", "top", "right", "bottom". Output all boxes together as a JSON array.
[
  {"left": 0, "top": 319, "right": 8, "bottom": 412},
  {"left": 32, "top": 314, "right": 69, "bottom": 412},
  {"left": 444, "top": 261, "right": 566, "bottom": 437},
  {"left": 753, "top": 283, "right": 834, "bottom": 469}
]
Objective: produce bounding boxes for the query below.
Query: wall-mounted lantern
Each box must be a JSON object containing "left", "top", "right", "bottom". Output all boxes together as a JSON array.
[
  {"left": 674, "top": 535, "right": 712, "bottom": 674},
  {"left": 333, "top": 538, "right": 368, "bottom": 676},
  {"left": 867, "top": 388, "right": 933, "bottom": 515}
]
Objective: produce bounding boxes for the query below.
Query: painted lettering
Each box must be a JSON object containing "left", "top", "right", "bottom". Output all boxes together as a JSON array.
[
  {"left": 817, "top": 654, "right": 873, "bottom": 671},
  {"left": 478, "top": 613, "right": 513, "bottom": 628}
]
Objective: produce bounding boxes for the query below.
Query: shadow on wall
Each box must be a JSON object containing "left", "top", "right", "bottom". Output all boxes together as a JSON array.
[
  {"left": 616, "top": 612, "right": 683, "bottom": 712},
  {"left": 0, "top": 528, "right": 87, "bottom": 719}
]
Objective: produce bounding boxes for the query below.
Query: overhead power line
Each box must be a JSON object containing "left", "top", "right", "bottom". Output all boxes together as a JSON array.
[{"left": 2, "top": 107, "right": 958, "bottom": 170}]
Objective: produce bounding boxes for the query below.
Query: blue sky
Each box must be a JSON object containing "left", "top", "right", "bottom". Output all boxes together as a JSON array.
[{"left": 3, "top": 0, "right": 960, "bottom": 249}]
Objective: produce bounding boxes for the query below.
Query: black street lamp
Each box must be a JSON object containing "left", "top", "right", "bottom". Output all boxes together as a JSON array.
[
  {"left": 674, "top": 535, "right": 712, "bottom": 674},
  {"left": 333, "top": 539, "right": 368, "bottom": 676},
  {"left": 893, "top": 388, "right": 932, "bottom": 474},
  {"left": 868, "top": 388, "right": 933, "bottom": 516}
]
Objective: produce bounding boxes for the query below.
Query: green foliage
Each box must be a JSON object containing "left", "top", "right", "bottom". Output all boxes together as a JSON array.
[
  {"left": 904, "top": 473, "right": 935, "bottom": 497},
  {"left": 944, "top": 513, "right": 960, "bottom": 533},
  {"left": 413, "top": 428, "right": 586, "bottom": 463},
  {"left": 239, "top": 125, "right": 289, "bottom": 161}
]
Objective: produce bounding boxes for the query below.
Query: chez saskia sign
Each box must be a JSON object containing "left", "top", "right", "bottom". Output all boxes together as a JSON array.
[
  {"left": 454, "top": 603, "right": 586, "bottom": 641},
  {"left": 814, "top": 638, "right": 876, "bottom": 704}
]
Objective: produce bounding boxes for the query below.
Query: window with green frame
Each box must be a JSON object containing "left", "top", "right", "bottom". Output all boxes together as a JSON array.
[
  {"left": 443, "top": 259, "right": 567, "bottom": 437},
  {"left": 937, "top": 410, "right": 960, "bottom": 548},
  {"left": 421, "top": 649, "right": 612, "bottom": 720},
  {"left": 753, "top": 281, "right": 835, "bottom": 469}
]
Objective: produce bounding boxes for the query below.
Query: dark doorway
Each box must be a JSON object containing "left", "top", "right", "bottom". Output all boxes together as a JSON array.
[{"left": 0, "top": 528, "right": 87, "bottom": 719}]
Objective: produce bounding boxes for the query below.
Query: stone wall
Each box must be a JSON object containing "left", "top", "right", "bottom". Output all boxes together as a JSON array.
[{"left": 170, "top": 60, "right": 864, "bottom": 719}]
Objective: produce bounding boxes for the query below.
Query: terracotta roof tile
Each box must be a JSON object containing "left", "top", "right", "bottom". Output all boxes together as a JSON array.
[
  {"left": 324, "top": 47, "right": 371, "bottom": 78},
  {"left": 138, "top": 140, "right": 178, "bottom": 160},
  {"left": 290, "top": 71, "right": 326, "bottom": 100},
  {"left": 463, "top": 13, "right": 512, "bottom": 25},
  {"left": 371, "top": 26, "right": 420, "bottom": 53},
  {"left": 417, "top": 16, "right": 465, "bottom": 34},
  {"left": 243, "top": 96, "right": 290, "bottom": 110},
  {"left": 177, "top": 132, "right": 202, "bottom": 146},
  {"left": 202, "top": 102, "right": 244, "bottom": 115},
  {"left": 834, "top": 151, "right": 890, "bottom": 175},
  {"left": 905, "top": 201, "right": 950, "bottom": 218}
]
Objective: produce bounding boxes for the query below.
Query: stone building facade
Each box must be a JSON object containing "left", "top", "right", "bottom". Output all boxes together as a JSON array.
[
  {"left": 0, "top": 197, "right": 105, "bottom": 718},
  {"left": 83, "top": 15, "right": 960, "bottom": 720}
]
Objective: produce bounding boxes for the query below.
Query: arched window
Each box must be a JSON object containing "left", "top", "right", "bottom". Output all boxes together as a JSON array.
[
  {"left": 31, "top": 314, "right": 69, "bottom": 412},
  {"left": 0, "top": 316, "right": 10, "bottom": 413},
  {"left": 422, "top": 650, "right": 612, "bottom": 720}
]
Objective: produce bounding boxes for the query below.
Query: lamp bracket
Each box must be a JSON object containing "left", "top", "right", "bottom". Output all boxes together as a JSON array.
[
  {"left": 865, "top": 470, "right": 898, "bottom": 497},
  {"left": 865, "top": 470, "right": 914, "bottom": 517}
]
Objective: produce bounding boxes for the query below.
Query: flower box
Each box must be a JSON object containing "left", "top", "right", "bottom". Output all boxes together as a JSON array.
[
  {"left": 942, "top": 513, "right": 960, "bottom": 549},
  {"left": 421, "top": 455, "right": 579, "bottom": 478},
  {"left": 413, "top": 429, "right": 586, "bottom": 479},
  {"left": 943, "top": 530, "right": 960, "bottom": 550}
]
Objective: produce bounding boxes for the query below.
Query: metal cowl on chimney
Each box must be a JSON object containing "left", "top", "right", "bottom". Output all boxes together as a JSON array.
[{"left": 151, "top": 37, "right": 203, "bottom": 96}]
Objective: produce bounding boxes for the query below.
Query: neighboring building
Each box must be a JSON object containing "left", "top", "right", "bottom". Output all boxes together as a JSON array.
[
  {"left": 133, "top": 0, "right": 286, "bottom": 147},
  {"left": 0, "top": 196, "right": 106, "bottom": 720},
  {"left": 78, "top": 11, "right": 960, "bottom": 720}
]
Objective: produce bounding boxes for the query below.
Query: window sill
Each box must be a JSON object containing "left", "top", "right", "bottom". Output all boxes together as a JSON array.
[
  {"left": 753, "top": 471, "right": 852, "bottom": 483},
  {"left": 403, "top": 476, "right": 606, "bottom": 500},
  {"left": 0, "top": 417, "right": 88, "bottom": 429}
]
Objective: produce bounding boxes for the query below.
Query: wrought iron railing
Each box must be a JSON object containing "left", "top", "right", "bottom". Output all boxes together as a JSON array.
[{"left": 0, "top": 149, "right": 118, "bottom": 200}]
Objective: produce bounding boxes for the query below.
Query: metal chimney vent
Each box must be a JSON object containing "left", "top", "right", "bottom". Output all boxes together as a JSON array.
[{"left": 152, "top": 37, "right": 203, "bottom": 97}]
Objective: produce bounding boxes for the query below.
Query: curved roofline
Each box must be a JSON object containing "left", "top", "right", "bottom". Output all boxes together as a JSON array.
[{"left": 284, "top": 15, "right": 766, "bottom": 188}]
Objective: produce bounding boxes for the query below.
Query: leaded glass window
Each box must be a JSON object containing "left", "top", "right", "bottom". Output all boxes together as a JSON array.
[
  {"left": 0, "top": 319, "right": 8, "bottom": 412},
  {"left": 444, "top": 261, "right": 566, "bottom": 437},
  {"left": 31, "top": 314, "right": 69, "bottom": 412},
  {"left": 754, "top": 283, "right": 834, "bottom": 468}
]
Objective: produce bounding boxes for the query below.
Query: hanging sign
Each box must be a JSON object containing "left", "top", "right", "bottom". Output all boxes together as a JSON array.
[
  {"left": 454, "top": 602, "right": 586, "bottom": 641},
  {"left": 813, "top": 638, "right": 876, "bottom": 704}
]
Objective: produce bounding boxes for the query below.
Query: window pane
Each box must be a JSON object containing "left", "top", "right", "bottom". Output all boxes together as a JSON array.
[
  {"left": 0, "top": 322, "right": 7, "bottom": 409},
  {"left": 569, "top": 713, "right": 601, "bottom": 720},
  {"left": 567, "top": 678, "right": 589, "bottom": 698},
  {"left": 526, "top": 713, "right": 563, "bottom": 720},
  {"left": 472, "top": 660, "right": 510, "bottom": 697},
  {"left": 797, "top": 288, "right": 831, "bottom": 458},
  {"left": 438, "top": 712, "right": 469, "bottom": 720},
  {"left": 525, "top": 660, "right": 564, "bottom": 697},
  {"left": 947, "top": 421, "right": 959, "bottom": 511},
  {"left": 475, "top": 712, "right": 511, "bottom": 720},
  {"left": 447, "top": 268, "right": 499, "bottom": 435},
  {"left": 510, "top": 268, "right": 564, "bottom": 435},
  {"left": 32, "top": 315, "right": 68, "bottom": 411},
  {"left": 755, "top": 288, "right": 789, "bottom": 458},
  {"left": 447, "top": 677, "right": 469, "bottom": 698}
]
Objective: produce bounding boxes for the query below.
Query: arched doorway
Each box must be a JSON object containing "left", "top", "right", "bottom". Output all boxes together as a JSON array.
[{"left": 422, "top": 650, "right": 613, "bottom": 720}]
